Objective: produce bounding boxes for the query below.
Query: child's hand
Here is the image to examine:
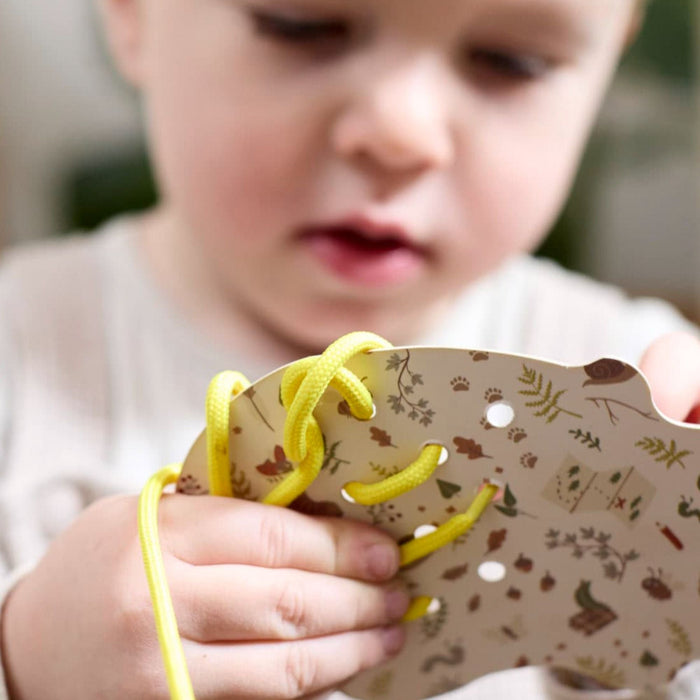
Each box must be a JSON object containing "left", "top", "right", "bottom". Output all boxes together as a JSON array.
[
  {"left": 640, "top": 331, "right": 700, "bottom": 423},
  {"left": 1, "top": 495, "right": 408, "bottom": 699}
]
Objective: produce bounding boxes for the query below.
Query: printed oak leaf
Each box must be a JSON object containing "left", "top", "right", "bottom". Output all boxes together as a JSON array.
[
  {"left": 486, "top": 528, "right": 507, "bottom": 553},
  {"left": 453, "top": 436, "right": 492, "bottom": 460},
  {"left": 289, "top": 492, "right": 343, "bottom": 518},
  {"left": 255, "top": 445, "right": 292, "bottom": 477},
  {"left": 441, "top": 563, "right": 469, "bottom": 581},
  {"left": 370, "top": 427, "right": 396, "bottom": 448}
]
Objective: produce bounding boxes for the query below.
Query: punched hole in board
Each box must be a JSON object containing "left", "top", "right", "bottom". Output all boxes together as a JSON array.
[
  {"left": 340, "top": 488, "right": 357, "bottom": 504},
  {"left": 413, "top": 523, "right": 438, "bottom": 539},
  {"left": 478, "top": 479, "right": 505, "bottom": 502},
  {"left": 420, "top": 441, "right": 449, "bottom": 466},
  {"left": 485, "top": 401, "right": 515, "bottom": 428},
  {"left": 478, "top": 560, "right": 507, "bottom": 583},
  {"left": 341, "top": 399, "right": 376, "bottom": 420},
  {"left": 425, "top": 598, "right": 442, "bottom": 615}
]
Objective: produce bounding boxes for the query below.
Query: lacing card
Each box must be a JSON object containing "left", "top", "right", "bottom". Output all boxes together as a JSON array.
[{"left": 178, "top": 346, "right": 700, "bottom": 699}]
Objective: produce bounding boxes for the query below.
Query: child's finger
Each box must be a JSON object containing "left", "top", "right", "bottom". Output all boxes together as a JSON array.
[
  {"left": 172, "top": 564, "right": 410, "bottom": 642},
  {"left": 639, "top": 332, "right": 700, "bottom": 422},
  {"left": 185, "top": 626, "right": 406, "bottom": 699},
  {"left": 161, "top": 495, "right": 400, "bottom": 581}
]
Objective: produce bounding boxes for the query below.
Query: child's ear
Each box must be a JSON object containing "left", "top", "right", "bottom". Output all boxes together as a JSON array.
[{"left": 98, "top": 0, "right": 145, "bottom": 86}]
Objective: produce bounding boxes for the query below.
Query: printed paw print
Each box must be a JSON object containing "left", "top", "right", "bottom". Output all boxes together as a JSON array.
[
  {"left": 484, "top": 387, "right": 503, "bottom": 404},
  {"left": 469, "top": 351, "right": 490, "bottom": 362},
  {"left": 450, "top": 376, "right": 470, "bottom": 392},
  {"left": 177, "top": 474, "right": 206, "bottom": 495},
  {"left": 520, "top": 452, "right": 538, "bottom": 469},
  {"left": 480, "top": 416, "right": 494, "bottom": 430},
  {"left": 386, "top": 503, "right": 402, "bottom": 523},
  {"left": 508, "top": 427, "right": 528, "bottom": 443}
]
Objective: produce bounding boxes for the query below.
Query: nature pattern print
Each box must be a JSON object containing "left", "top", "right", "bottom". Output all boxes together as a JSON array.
[{"left": 178, "top": 346, "right": 700, "bottom": 699}]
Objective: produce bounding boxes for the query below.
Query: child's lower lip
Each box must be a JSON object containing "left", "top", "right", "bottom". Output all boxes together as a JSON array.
[{"left": 301, "top": 229, "right": 426, "bottom": 287}]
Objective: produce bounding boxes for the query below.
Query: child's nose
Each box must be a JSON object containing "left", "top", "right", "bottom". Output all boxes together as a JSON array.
[{"left": 331, "top": 57, "right": 455, "bottom": 178}]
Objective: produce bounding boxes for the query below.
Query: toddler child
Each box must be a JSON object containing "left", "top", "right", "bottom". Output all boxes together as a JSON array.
[{"left": 1, "top": 0, "right": 699, "bottom": 698}]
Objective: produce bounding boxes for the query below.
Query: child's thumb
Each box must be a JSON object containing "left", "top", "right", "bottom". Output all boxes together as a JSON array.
[{"left": 639, "top": 332, "right": 700, "bottom": 423}]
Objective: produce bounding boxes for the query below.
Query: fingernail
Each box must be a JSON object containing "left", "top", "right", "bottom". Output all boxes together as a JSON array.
[
  {"left": 385, "top": 588, "right": 410, "bottom": 621},
  {"left": 365, "top": 543, "right": 399, "bottom": 580},
  {"left": 380, "top": 625, "right": 406, "bottom": 656}
]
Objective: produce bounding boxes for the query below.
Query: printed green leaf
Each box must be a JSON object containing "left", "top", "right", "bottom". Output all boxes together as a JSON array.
[
  {"left": 636, "top": 437, "right": 692, "bottom": 470},
  {"left": 518, "top": 365, "right": 582, "bottom": 423},
  {"left": 437, "top": 479, "right": 462, "bottom": 499},
  {"left": 503, "top": 484, "right": 517, "bottom": 507}
]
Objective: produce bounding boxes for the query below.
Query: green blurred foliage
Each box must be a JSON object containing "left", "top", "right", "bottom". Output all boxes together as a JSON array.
[
  {"left": 623, "top": 0, "right": 693, "bottom": 83},
  {"left": 537, "top": 0, "right": 693, "bottom": 267}
]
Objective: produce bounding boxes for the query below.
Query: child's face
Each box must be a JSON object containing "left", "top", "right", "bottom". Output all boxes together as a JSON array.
[{"left": 106, "top": 0, "right": 637, "bottom": 349}]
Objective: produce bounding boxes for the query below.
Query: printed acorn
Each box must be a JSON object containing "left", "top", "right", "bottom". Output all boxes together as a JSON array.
[
  {"left": 514, "top": 553, "right": 533, "bottom": 573},
  {"left": 641, "top": 568, "right": 672, "bottom": 601},
  {"left": 540, "top": 571, "right": 556, "bottom": 592},
  {"left": 507, "top": 587, "right": 522, "bottom": 600}
]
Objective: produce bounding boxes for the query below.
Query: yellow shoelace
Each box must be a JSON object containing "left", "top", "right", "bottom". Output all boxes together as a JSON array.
[{"left": 138, "top": 332, "right": 498, "bottom": 700}]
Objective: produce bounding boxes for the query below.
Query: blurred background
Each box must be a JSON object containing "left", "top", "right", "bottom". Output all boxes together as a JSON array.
[{"left": 0, "top": 0, "right": 698, "bottom": 320}]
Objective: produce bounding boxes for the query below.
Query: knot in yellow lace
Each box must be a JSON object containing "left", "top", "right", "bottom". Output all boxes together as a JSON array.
[{"left": 265, "top": 331, "right": 391, "bottom": 506}]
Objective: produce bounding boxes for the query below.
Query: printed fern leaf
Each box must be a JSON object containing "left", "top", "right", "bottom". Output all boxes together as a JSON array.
[
  {"left": 518, "top": 366, "right": 582, "bottom": 423},
  {"left": 636, "top": 437, "right": 691, "bottom": 469}
]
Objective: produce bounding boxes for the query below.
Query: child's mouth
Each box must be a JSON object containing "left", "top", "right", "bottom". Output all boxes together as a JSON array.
[{"left": 299, "top": 219, "right": 428, "bottom": 288}]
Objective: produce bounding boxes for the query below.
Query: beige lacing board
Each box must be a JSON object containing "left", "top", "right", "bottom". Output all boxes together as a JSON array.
[{"left": 177, "top": 342, "right": 700, "bottom": 699}]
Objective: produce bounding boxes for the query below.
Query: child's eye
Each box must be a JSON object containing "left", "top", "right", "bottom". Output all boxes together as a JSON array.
[
  {"left": 467, "top": 48, "right": 551, "bottom": 83},
  {"left": 249, "top": 8, "right": 351, "bottom": 49}
]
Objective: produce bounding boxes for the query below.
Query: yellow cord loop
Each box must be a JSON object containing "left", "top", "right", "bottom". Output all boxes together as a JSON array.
[
  {"left": 402, "top": 596, "right": 435, "bottom": 622},
  {"left": 400, "top": 484, "right": 499, "bottom": 567},
  {"left": 205, "top": 371, "right": 251, "bottom": 497},
  {"left": 138, "top": 464, "right": 195, "bottom": 700},
  {"left": 283, "top": 331, "right": 391, "bottom": 460},
  {"left": 344, "top": 444, "right": 444, "bottom": 505},
  {"left": 264, "top": 332, "right": 390, "bottom": 507}
]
